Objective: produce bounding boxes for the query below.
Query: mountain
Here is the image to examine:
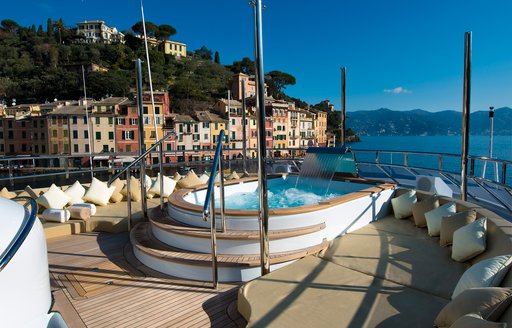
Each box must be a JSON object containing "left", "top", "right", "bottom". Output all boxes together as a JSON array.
[{"left": 347, "top": 107, "right": 512, "bottom": 136}]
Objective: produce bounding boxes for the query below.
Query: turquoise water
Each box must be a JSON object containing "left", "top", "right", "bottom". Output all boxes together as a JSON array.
[{"left": 215, "top": 176, "right": 370, "bottom": 210}]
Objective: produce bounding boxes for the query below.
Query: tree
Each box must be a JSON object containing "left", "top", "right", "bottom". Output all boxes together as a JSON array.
[
  {"left": 37, "top": 25, "right": 44, "bottom": 36},
  {"left": 1, "top": 19, "right": 20, "bottom": 33},
  {"left": 229, "top": 57, "right": 255, "bottom": 75},
  {"left": 214, "top": 51, "right": 220, "bottom": 64},
  {"left": 266, "top": 70, "right": 296, "bottom": 98},
  {"left": 46, "top": 18, "right": 53, "bottom": 37},
  {"left": 54, "top": 19, "right": 65, "bottom": 44},
  {"left": 156, "top": 24, "right": 176, "bottom": 40},
  {"left": 131, "top": 21, "right": 158, "bottom": 37},
  {"left": 29, "top": 24, "right": 36, "bottom": 35},
  {"left": 194, "top": 46, "right": 213, "bottom": 60}
]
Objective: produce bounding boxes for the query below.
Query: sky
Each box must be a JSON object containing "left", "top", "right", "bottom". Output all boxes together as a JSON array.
[{"left": 3, "top": 0, "right": 512, "bottom": 112}]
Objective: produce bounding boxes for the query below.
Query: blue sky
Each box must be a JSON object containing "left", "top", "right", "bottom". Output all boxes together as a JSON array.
[{"left": 3, "top": 0, "right": 512, "bottom": 112}]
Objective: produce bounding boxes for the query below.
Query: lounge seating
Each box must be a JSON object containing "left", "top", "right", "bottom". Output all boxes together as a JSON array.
[{"left": 238, "top": 189, "right": 512, "bottom": 327}]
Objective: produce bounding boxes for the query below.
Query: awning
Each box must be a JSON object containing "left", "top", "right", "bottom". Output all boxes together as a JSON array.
[
  {"left": 93, "top": 156, "right": 109, "bottom": 161},
  {"left": 113, "top": 157, "right": 135, "bottom": 163}
]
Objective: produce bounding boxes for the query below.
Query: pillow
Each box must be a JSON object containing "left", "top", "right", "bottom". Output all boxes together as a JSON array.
[
  {"left": 148, "top": 173, "right": 176, "bottom": 197},
  {"left": 64, "top": 181, "right": 86, "bottom": 206},
  {"left": 440, "top": 209, "right": 477, "bottom": 247},
  {"left": 69, "top": 203, "right": 97, "bottom": 216},
  {"left": 120, "top": 176, "right": 142, "bottom": 202},
  {"left": 109, "top": 178, "right": 125, "bottom": 203},
  {"left": 36, "top": 184, "right": 72, "bottom": 210},
  {"left": 198, "top": 173, "right": 210, "bottom": 184},
  {"left": 144, "top": 175, "right": 152, "bottom": 192},
  {"left": 0, "top": 187, "right": 16, "bottom": 199},
  {"left": 434, "top": 288, "right": 512, "bottom": 327},
  {"left": 452, "top": 255, "right": 512, "bottom": 299},
  {"left": 82, "top": 178, "right": 116, "bottom": 206},
  {"left": 390, "top": 190, "right": 417, "bottom": 219},
  {"left": 449, "top": 313, "right": 507, "bottom": 328},
  {"left": 21, "top": 185, "right": 40, "bottom": 199},
  {"left": 226, "top": 171, "right": 240, "bottom": 180},
  {"left": 452, "top": 218, "right": 487, "bottom": 262},
  {"left": 411, "top": 194, "right": 439, "bottom": 227},
  {"left": 40, "top": 208, "right": 71, "bottom": 223},
  {"left": 172, "top": 172, "right": 182, "bottom": 181},
  {"left": 425, "top": 202, "right": 457, "bottom": 236},
  {"left": 177, "top": 170, "right": 203, "bottom": 189},
  {"left": 67, "top": 206, "right": 91, "bottom": 220}
]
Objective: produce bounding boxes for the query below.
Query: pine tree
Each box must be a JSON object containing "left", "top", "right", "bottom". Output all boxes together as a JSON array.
[
  {"left": 214, "top": 51, "right": 220, "bottom": 64},
  {"left": 30, "top": 24, "right": 36, "bottom": 34},
  {"left": 37, "top": 25, "right": 43, "bottom": 36},
  {"left": 47, "top": 18, "right": 53, "bottom": 37}
]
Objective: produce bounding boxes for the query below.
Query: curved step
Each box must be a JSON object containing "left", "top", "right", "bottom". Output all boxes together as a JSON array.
[
  {"left": 149, "top": 206, "right": 327, "bottom": 254},
  {"left": 131, "top": 222, "right": 329, "bottom": 282}
]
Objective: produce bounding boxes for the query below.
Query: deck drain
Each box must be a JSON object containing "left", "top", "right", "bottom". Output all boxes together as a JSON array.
[
  {"left": 91, "top": 267, "right": 99, "bottom": 272},
  {"left": 105, "top": 281, "right": 114, "bottom": 285}
]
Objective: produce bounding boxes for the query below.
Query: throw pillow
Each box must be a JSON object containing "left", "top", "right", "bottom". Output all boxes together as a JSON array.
[
  {"left": 434, "top": 288, "right": 512, "bottom": 327},
  {"left": 149, "top": 173, "right": 177, "bottom": 197},
  {"left": 0, "top": 187, "right": 16, "bottom": 199},
  {"left": 120, "top": 176, "right": 142, "bottom": 202},
  {"left": 411, "top": 194, "right": 439, "bottom": 227},
  {"left": 452, "top": 218, "right": 487, "bottom": 262},
  {"left": 64, "top": 181, "right": 86, "bottom": 206},
  {"left": 449, "top": 313, "right": 507, "bottom": 328},
  {"left": 226, "top": 171, "right": 240, "bottom": 180},
  {"left": 109, "top": 178, "right": 125, "bottom": 203},
  {"left": 198, "top": 173, "right": 210, "bottom": 184},
  {"left": 36, "top": 184, "right": 71, "bottom": 210},
  {"left": 172, "top": 172, "right": 182, "bottom": 181},
  {"left": 440, "top": 209, "right": 477, "bottom": 247},
  {"left": 425, "top": 202, "right": 456, "bottom": 236},
  {"left": 82, "top": 178, "right": 116, "bottom": 206},
  {"left": 177, "top": 170, "right": 203, "bottom": 189},
  {"left": 390, "top": 190, "right": 417, "bottom": 219},
  {"left": 452, "top": 254, "right": 512, "bottom": 299}
]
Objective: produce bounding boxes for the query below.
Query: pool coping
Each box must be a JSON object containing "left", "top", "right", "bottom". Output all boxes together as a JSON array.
[{"left": 168, "top": 174, "right": 396, "bottom": 217}]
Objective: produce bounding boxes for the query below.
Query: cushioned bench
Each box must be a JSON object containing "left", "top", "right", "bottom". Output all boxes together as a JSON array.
[{"left": 238, "top": 189, "right": 512, "bottom": 327}]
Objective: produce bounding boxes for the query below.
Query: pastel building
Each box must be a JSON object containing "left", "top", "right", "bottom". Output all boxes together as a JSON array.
[
  {"left": 163, "top": 40, "right": 187, "bottom": 57},
  {"left": 230, "top": 73, "right": 267, "bottom": 101},
  {"left": 91, "top": 97, "right": 127, "bottom": 153},
  {"left": 311, "top": 109, "right": 327, "bottom": 146},
  {"left": 76, "top": 20, "right": 125, "bottom": 44},
  {"left": 116, "top": 100, "right": 140, "bottom": 155}
]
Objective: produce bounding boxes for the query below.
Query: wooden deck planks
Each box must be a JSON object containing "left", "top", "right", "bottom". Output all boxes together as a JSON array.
[{"left": 47, "top": 232, "right": 245, "bottom": 328}]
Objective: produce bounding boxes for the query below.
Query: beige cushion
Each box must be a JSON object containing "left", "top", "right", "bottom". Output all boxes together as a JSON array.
[
  {"left": 440, "top": 210, "right": 477, "bottom": 247},
  {"left": 109, "top": 178, "right": 125, "bottom": 203},
  {"left": 172, "top": 172, "right": 182, "bottom": 181},
  {"left": 452, "top": 218, "right": 487, "bottom": 262},
  {"left": 37, "top": 184, "right": 72, "bottom": 210},
  {"left": 411, "top": 194, "right": 439, "bottom": 227},
  {"left": 69, "top": 203, "right": 97, "bottom": 216},
  {"left": 177, "top": 170, "right": 203, "bottom": 189},
  {"left": 449, "top": 313, "right": 507, "bottom": 328},
  {"left": 198, "top": 173, "right": 210, "bottom": 184},
  {"left": 435, "top": 288, "right": 512, "bottom": 327},
  {"left": 40, "top": 208, "right": 71, "bottom": 223},
  {"left": 0, "top": 187, "right": 16, "bottom": 199},
  {"left": 149, "top": 173, "right": 176, "bottom": 197},
  {"left": 64, "top": 181, "right": 86, "bottom": 205},
  {"left": 82, "top": 178, "right": 116, "bottom": 206},
  {"left": 425, "top": 202, "right": 457, "bottom": 236},
  {"left": 391, "top": 189, "right": 417, "bottom": 219},
  {"left": 452, "top": 255, "right": 512, "bottom": 299},
  {"left": 67, "top": 206, "right": 92, "bottom": 220},
  {"left": 120, "top": 176, "right": 142, "bottom": 202},
  {"left": 226, "top": 171, "right": 240, "bottom": 180}
]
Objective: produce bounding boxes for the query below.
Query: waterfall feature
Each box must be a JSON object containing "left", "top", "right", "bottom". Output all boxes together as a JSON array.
[{"left": 296, "top": 147, "right": 357, "bottom": 194}]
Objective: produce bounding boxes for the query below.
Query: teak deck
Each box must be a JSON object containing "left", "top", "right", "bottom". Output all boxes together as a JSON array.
[{"left": 48, "top": 232, "right": 247, "bottom": 327}]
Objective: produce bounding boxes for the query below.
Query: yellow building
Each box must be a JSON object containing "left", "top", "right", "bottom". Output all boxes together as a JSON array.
[
  {"left": 209, "top": 114, "right": 227, "bottom": 149},
  {"left": 141, "top": 102, "right": 165, "bottom": 152},
  {"left": 163, "top": 40, "right": 187, "bottom": 58}
]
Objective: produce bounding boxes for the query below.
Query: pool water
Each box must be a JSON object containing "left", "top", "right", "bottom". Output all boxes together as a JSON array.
[{"left": 214, "top": 176, "right": 370, "bottom": 210}]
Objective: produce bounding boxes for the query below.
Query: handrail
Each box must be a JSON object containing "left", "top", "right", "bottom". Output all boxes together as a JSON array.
[
  {"left": 202, "top": 129, "right": 225, "bottom": 289},
  {"left": 0, "top": 197, "right": 38, "bottom": 272},
  {"left": 107, "top": 132, "right": 174, "bottom": 187}
]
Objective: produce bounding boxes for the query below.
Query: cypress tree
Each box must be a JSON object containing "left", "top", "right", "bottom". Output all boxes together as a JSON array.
[
  {"left": 214, "top": 51, "right": 220, "bottom": 64},
  {"left": 47, "top": 18, "right": 53, "bottom": 37},
  {"left": 37, "top": 24, "right": 43, "bottom": 36},
  {"left": 30, "top": 24, "right": 36, "bottom": 34}
]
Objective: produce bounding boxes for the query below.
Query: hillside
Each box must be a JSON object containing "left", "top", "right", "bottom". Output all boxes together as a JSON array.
[{"left": 348, "top": 107, "right": 512, "bottom": 136}]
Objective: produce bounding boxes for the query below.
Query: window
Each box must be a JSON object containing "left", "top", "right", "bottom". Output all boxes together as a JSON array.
[
  {"left": 166, "top": 144, "right": 172, "bottom": 151},
  {"left": 74, "top": 144, "right": 79, "bottom": 152},
  {"left": 143, "top": 106, "right": 148, "bottom": 114},
  {"left": 52, "top": 130, "right": 57, "bottom": 137},
  {"left": 53, "top": 144, "right": 58, "bottom": 153},
  {"left": 215, "top": 123, "right": 218, "bottom": 130},
  {"left": 186, "top": 124, "right": 191, "bottom": 133},
  {"left": 73, "top": 130, "right": 78, "bottom": 138},
  {"left": 155, "top": 117, "right": 162, "bottom": 125},
  {"left": 95, "top": 117, "right": 100, "bottom": 124},
  {"left": 9, "top": 145, "right": 14, "bottom": 153},
  {"left": 130, "top": 118, "right": 137, "bottom": 125},
  {"left": 22, "top": 131, "right": 26, "bottom": 138},
  {"left": 108, "top": 132, "right": 114, "bottom": 140},
  {"left": 85, "top": 144, "right": 89, "bottom": 152},
  {"left": 194, "top": 124, "right": 198, "bottom": 133},
  {"left": 123, "top": 131, "right": 134, "bottom": 140},
  {"left": 131, "top": 108, "right": 137, "bottom": 114},
  {"left": 34, "top": 145, "right": 39, "bottom": 153},
  {"left": 117, "top": 118, "right": 126, "bottom": 125},
  {"left": 102, "top": 145, "right": 109, "bottom": 152},
  {"left": 108, "top": 117, "right": 113, "bottom": 125},
  {"left": 8, "top": 121, "right": 13, "bottom": 128},
  {"left": 72, "top": 116, "right": 77, "bottom": 124},
  {"left": 204, "top": 134, "right": 208, "bottom": 140},
  {"left": 7, "top": 131, "right": 13, "bottom": 139},
  {"left": 63, "top": 130, "right": 68, "bottom": 137},
  {"left": 126, "top": 145, "right": 131, "bottom": 152},
  {"left": 155, "top": 106, "right": 160, "bottom": 114},
  {"left": 42, "top": 145, "right": 46, "bottom": 153},
  {"left": 21, "top": 144, "right": 26, "bottom": 151},
  {"left": 143, "top": 117, "right": 150, "bottom": 124},
  {"left": 64, "top": 144, "right": 69, "bottom": 152},
  {"left": 203, "top": 122, "right": 209, "bottom": 128},
  {"left": 193, "top": 134, "right": 199, "bottom": 141},
  {"left": 84, "top": 130, "right": 89, "bottom": 139},
  {"left": 150, "top": 131, "right": 156, "bottom": 139},
  {"left": 96, "top": 132, "right": 101, "bottom": 140},
  {"left": 179, "top": 124, "right": 183, "bottom": 133},
  {"left": 232, "top": 119, "right": 235, "bottom": 125},
  {"left": 83, "top": 116, "right": 88, "bottom": 124}
]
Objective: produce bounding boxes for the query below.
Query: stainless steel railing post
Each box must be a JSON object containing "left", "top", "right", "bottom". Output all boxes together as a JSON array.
[
  {"left": 404, "top": 152, "right": 409, "bottom": 167},
  {"left": 126, "top": 168, "right": 132, "bottom": 231},
  {"left": 460, "top": 31, "right": 472, "bottom": 201},
  {"left": 219, "top": 150, "right": 226, "bottom": 233},
  {"left": 502, "top": 163, "right": 507, "bottom": 185},
  {"left": 210, "top": 184, "right": 218, "bottom": 289},
  {"left": 8, "top": 160, "right": 13, "bottom": 187},
  {"left": 438, "top": 155, "right": 443, "bottom": 171},
  {"left": 159, "top": 144, "right": 164, "bottom": 211}
]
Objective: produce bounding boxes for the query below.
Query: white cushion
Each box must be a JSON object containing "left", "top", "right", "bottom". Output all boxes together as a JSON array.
[
  {"left": 69, "top": 203, "right": 97, "bottom": 216},
  {"left": 64, "top": 181, "right": 86, "bottom": 206},
  {"left": 452, "top": 218, "right": 487, "bottom": 262},
  {"left": 36, "top": 184, "right": 71, "bottom": 210},
  {"left": 198, "top": 173, "right": 210, "bottom": 184},
  {"left": 40, "top": 208, "right": 71, "bottom": 223},
  {"left": 391, "top": 190, "right": 417, "bottom": 219},
  {"left": 148, "top": 173, "right": 176, "bottom": 197},
  {"left": 451, "top": 254, "right": 512, "bottom": 299},
  {"left": 425, "top": 201, "right": 456, "bottom": 236},
  {"left": 82, "top": 178, "right": 116, "bottom": 206}
]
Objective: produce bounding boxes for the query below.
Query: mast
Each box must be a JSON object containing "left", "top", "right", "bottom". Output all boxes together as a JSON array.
[
  {"left": 81, "top": 65, "right": 93, "bottom": 181},
  {"left": 460, "top": 32, "right": 471, "bottom": 201},
  {"left": 341, "top": 67, "right": 346, "bottom": 146}
]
